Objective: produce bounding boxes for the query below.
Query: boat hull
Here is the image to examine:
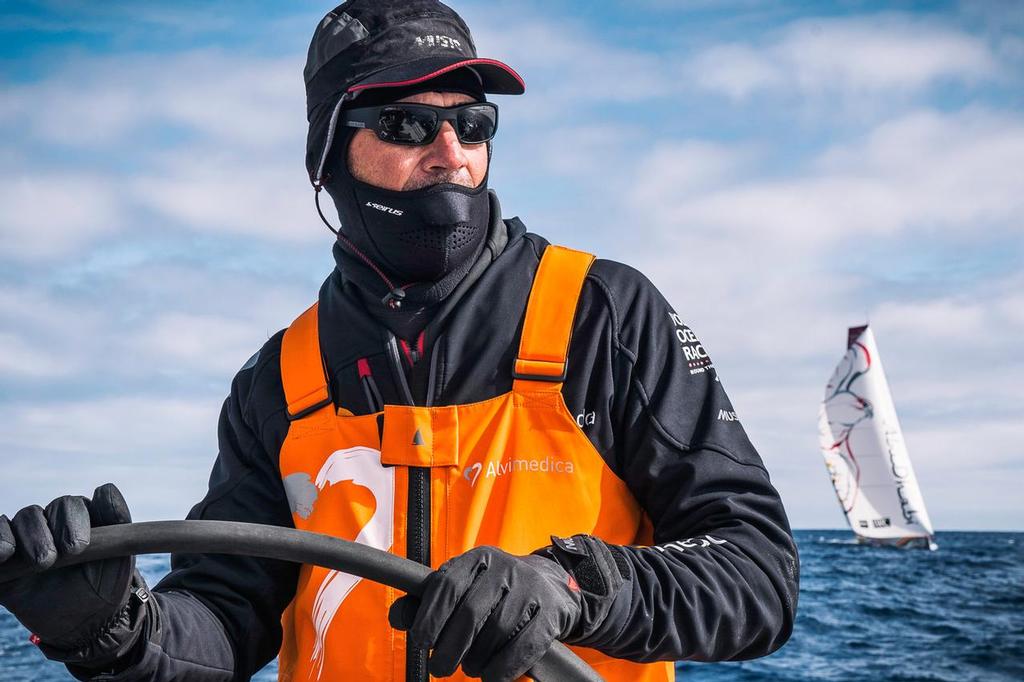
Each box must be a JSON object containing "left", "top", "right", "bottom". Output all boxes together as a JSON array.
[{"left": 854, "top": 534, "right": 937, "bottom": 550}]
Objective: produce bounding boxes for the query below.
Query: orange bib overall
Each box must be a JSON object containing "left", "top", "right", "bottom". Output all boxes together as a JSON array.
[{"left": 276, "top": 245, "right": 673, "bottom": 682}]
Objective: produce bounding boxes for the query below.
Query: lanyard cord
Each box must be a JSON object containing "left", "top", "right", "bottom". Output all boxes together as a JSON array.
[{"left": 311, "top": 89, "right": 412, "bottom": 309}]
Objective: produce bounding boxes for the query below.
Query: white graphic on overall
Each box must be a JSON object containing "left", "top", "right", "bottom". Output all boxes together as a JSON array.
[
  {"left": 283, "top": 447, "right": 394, "bottom": 679},
  {"left": 463, "top": 456, "right": 575, "bottom": 486},
  {"left": 464, "top": 462, "right": 482, "bottom": 486}
]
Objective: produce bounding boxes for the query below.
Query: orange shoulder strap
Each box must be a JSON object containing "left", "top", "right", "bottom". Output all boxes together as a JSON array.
[
  {"left": 513, "top": 244, "right": 596, "bottom": 390},
  {"left": 280, "top": 302, "right": 332, "bottom": 419}
]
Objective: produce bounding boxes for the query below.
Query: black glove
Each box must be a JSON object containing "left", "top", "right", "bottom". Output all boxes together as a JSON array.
[
  {"left": 389, "top": 534, "right": 630, "bottom": 681},
  {"left": 0, "top": 483, "right": 146, "bottom": 667}
]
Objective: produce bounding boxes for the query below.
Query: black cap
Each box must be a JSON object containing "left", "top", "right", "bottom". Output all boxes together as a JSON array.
[
  {"left": 304, "top": 0, "right": 523, "bottom": 186},
  {"left": 305, "top": 0, "right": 524, "bottom": 120}
]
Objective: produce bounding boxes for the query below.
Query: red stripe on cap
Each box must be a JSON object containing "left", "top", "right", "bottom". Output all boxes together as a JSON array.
[
  {"left": 347, "top": 58, "right": 525, "bottom": 93},
  {"left": 357, "top": 358, "right": 372, "bottom": 378},
  {"left": 416, "top": 331, "right": 425, "bottom": 356}
]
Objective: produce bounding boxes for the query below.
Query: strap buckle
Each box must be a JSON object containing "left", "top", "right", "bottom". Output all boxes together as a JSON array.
[
  {"left": 511, "top": 360, "right": 567, "bottom": 383},
  {"left": 286, "top": 390, "right": 333, "bottom": 421}
]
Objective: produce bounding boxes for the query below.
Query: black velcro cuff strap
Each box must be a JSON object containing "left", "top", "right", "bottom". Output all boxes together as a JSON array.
[
  {"left": 51, "top": 570, "right": 153, "bottom": 671},
  {"left": 544, "top": 534, "right": 630, "bottom": 595}
]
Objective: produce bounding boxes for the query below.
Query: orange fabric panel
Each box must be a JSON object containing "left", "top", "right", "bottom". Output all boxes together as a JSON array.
[
  {"left": 276, "top": 244, "right": 673, "bottom": 682},
  {"left": 426, "top": 388, "right": 672, "bottom": 682},
  {"left": 279, "top": 411, "right": 401, "bottom": 680},
  {"left": 381, "top": 405, "right": 460, "bottom": 468},
  {"left": 280, "top": 303, "right": 330, "bottom": 417},
  {"left": 513, "top": 245, "right": 595, "bottom": 392}
]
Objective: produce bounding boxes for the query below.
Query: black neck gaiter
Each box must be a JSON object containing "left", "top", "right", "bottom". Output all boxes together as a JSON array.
[
  {"left": 316, "top": 71, "right": 494, "bottom": 336},
  {"left": 331, "top": 189, "right": 506, "bottom": 341},
  {"left": 327, "top": 163, "right": 492, "bottom": 289}
]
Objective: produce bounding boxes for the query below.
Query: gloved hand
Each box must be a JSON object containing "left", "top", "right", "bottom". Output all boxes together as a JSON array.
[
  {"left": 389, "top": 544, "right": 581, "bottom": 681},
  {"left": 0, "top": 483, "right": 143, "bottom": 666},
  {"left": 389, "top": 534, "right": 631, "bottom": 681}
]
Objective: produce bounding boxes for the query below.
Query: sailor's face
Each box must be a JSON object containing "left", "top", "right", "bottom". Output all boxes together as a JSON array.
[{"left": 347, "top": 91, "right": 489, "bottom": 192}]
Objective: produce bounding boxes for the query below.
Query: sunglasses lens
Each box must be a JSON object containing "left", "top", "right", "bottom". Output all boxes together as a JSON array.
[
  {"left": 378, "top": 106, "right": 439, "bottom": 144},
  {"left": 457, "top": 105, "right": 497, "bottom": 144}
]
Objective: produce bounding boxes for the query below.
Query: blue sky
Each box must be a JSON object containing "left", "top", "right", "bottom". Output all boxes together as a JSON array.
[{"left": 1, "top": 0, "right": 1021, "bottom": 530}]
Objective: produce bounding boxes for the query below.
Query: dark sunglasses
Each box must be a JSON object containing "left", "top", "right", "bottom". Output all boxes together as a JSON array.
[{"left": 341, "top": 102, "right": 499, "bottom": 146}]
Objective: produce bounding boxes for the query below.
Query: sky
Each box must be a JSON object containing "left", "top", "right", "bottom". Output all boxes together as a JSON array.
[{"left": 0, "top": 0, "right": 1021, "bottom": 530}]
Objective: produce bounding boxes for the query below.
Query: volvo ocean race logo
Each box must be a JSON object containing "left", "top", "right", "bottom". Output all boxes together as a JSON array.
[{"left": 669, "top": 312, "right": 714, "bottom": 375}]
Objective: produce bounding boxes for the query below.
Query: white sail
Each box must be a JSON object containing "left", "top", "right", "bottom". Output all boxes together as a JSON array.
[{"left": 817, "top": 325, "right": 935, "bottom": 546}]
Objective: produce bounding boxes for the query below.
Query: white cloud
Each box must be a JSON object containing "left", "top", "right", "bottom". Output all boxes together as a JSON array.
[
  {"left": 0, "top": 265, "right": 311, "bottom": 386},
  {"left": 1, "top": 395, "right": 219, "bottom": 459},
  {"left": 0, "top": 49, "right": 321, "bottom": 259},
  {"left": 130, "top": 150, "right": 317, "bottom": 242},
  {"left": 0, "top": 285, "right": 105, "bottom": 380},
  {"left": 686, "top": 44, "right": 784, "bottom": 100},
  {"left": 132, "top": 312, "right": 274, "bottom": 377},
  {"left": 687, "top": 14, "right": 999, "bottom": 99},
  {"left": 467, "top": 12, "right": 676, "bottom": 123},
  {"left": 606, "top": 104, "right": 1024, "bottom": 529},
  {"left": 0, "top": 395, "right": 224, "bottom": 521},
  {"left": 627, "top": 107, "right": 1024, "bottom": 248},
  {"left": 0, "top": 173, "right": 124, "bottom": 259},
  {"left": 0, "top": 50, "right": 303, "bottom": 150},
  {"left": 0, "top": 332, "right": 76, "bottom": 378},
  {"left": 630, "top": 140, "right": 760, "bottom": 201}
]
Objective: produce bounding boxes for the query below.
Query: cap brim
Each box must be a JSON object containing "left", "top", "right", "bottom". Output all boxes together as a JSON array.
[{"left": 348, "top": 56, "right": 525, "bottom": 96}]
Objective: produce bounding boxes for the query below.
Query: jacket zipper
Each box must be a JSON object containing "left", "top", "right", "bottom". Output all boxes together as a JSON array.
[{"left": 385, "top": 334, "right": 430, "bottom": 682}]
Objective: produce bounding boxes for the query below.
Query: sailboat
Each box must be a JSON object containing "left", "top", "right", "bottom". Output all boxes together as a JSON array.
[{"left": 817, "top": 325, "right": 937, "bottom": 549}]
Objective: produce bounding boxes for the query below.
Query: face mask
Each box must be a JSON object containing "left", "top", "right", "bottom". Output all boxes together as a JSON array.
[{"left": 326, "top": 165, "right": 491, "bottom": 284}]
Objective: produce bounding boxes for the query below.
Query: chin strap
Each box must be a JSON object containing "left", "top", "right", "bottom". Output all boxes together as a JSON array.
[{"left": 313, "top": 182, "right": 340, "bottom": 237}]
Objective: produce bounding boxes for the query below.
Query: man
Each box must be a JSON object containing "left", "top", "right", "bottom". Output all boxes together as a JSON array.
[{"left": 0, "top": 2, "right": 799, "bottom": 681}]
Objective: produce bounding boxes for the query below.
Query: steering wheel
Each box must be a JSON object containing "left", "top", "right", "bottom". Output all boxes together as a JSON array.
[{"left": 0, "top": 520, "right": 603, "bottom": 682}]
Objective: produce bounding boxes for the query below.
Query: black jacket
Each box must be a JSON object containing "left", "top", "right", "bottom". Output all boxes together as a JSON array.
[{"left": 74, "top": 196, "right": 798, "bottom": 680}]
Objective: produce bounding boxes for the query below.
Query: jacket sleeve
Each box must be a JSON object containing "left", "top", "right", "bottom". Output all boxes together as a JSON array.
[
  {"left": 70, "top": 335, "right": 300, "bottom": 681},
  {"left": 580, "top": 264, "right": 799, "bottom": 663}
]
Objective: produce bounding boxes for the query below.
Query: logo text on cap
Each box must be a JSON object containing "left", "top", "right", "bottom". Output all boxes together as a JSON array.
[{"left": 415, "top": 35, "right": 462, "bottom": 50}]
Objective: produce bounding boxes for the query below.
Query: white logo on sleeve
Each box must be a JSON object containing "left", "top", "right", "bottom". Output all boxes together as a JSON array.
[
  {"left": 669, "top": 312, "right": 714, "bottom": 375},
  {"left": 654, "top": 535, "right": 728, "bottom": 554}
]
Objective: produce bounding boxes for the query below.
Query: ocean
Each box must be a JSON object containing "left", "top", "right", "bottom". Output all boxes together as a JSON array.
[{"left": 1, "top": 530, "right": 1021, "bottom": 681}]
